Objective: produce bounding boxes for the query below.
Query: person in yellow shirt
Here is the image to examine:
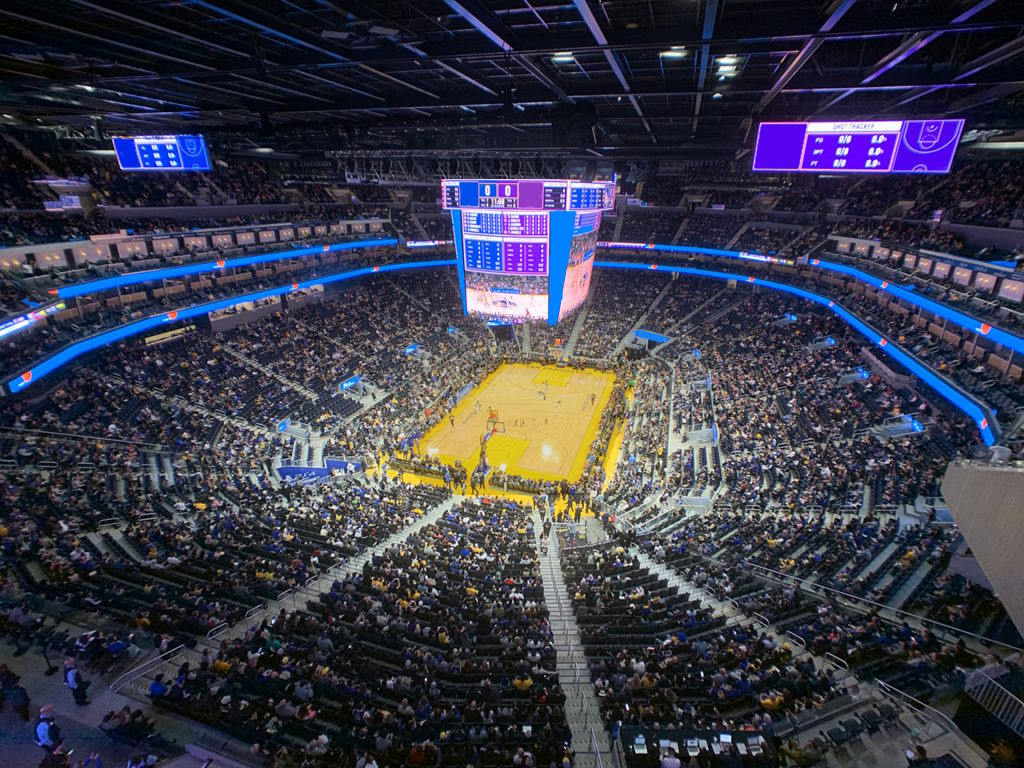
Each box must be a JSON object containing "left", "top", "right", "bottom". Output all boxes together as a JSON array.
[{"left": 512, "top": 673, "right": 533, "bottom": 691}]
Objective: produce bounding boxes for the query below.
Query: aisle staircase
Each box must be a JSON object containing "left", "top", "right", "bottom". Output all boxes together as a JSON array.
[
  {"left": 408, "top": 210, "right": 430, "bottom": 239},
  {"left": 611, "top": 278, "right": 675, "bottom": 356},
  {"left": 534, "top": 512, "right": 615, "bottom": 768},
  {"left": 3, "top": 133, "right": 56, "bottom": 176},
  {"left": 671, "top": 216, "right": 690, "bottom": 244},
  {"left": 611, "top": 211, "right": 625, "bottom": 242},
  {"left": 219, "top": 341, "right": 319, "bottom": 400},
  {"left": 563, "top": 300, "right": 591, "bottom": 357}
]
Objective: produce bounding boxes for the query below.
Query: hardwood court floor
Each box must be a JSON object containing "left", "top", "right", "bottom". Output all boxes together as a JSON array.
[{"left": 419, "top": 362, "right": 616, "bottom": 482}]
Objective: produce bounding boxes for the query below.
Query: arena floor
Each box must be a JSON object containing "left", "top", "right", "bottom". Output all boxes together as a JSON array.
[{"left": 419, "top": 362, "right": 616, "bottom": 483}]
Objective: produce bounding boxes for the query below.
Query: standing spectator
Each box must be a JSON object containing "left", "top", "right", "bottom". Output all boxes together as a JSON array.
[
  {"left": 0, "top": 663, "right": 31, "bottom": 721},
  {"left": 35, "top": 705, "right": 62, "bottom": 753},
  {"left": 64, "top": 659, "right": 90, "bottom": 706}
]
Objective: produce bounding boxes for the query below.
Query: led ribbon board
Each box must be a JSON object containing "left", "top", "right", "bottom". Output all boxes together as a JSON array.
[
  {"left": 112, "top": 135, "right": 212, "bottom": 171},
  {"left": 752, "top": 120, "right": 965, "bottom": 174},
  {"left": 7, "top": 258, "right": 453, "bottom": 394},
  {"left": 594, "top": 260, "right": 997, "bottom": 446},
  {"left": 5, "top": 254, "right": 998, "bottom": 446}
]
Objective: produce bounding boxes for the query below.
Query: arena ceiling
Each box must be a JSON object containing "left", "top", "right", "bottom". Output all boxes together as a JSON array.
[{"left": 1, "top": 0, "right": 1023, "bottom": 158}]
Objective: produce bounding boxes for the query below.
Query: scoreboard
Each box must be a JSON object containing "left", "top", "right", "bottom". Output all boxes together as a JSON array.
[
  {"left": 752, "top": 119, "right": 964, "bottom": 174},
  {"left": 112, "top": 134, "right": 212, "bottom": 171},
  {"left": 446, "top": 178, "right": 613, "bottom": 324},
  {"left": 442, "top": 179, "right": 613, "bottom": 211}
]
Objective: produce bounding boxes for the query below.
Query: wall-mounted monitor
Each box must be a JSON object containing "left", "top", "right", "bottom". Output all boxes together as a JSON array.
[
  {"left": 112, "top": 134, "right": 211, "bottom": 171},
  {"left": 752, "top": 119, "right": 964, "bottom": 174}
]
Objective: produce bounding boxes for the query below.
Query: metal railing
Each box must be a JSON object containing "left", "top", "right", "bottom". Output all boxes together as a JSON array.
[
  {"left": 824, "top": 652, "right": 850, "bottom": 671},
  {"left": 786, "top": 631, "right": 807, "bottom": 649},
  {"left": 590, "top": 726, "right": 604, "bottom": 768},
  {"left": 727, "top": 555, "right": 1024, "bottom": 654},
  {"left": 109, "top": 644, "right": 185, "bottom": 694},
  {"left": 874, "top": 679, "right": 990, "bottom": 764},
  {"left": 963, "top": 666, "right": 1024, "bottom": 737},
  {"left": 0, "top": 424, "right": 168, "bottom": 451}
]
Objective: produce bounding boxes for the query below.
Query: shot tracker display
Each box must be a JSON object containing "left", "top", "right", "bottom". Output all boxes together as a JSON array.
[
  {"left": 112, "top": 134, "right": 212, "bottom": 171},
  {"left": 444, "top": 180, "right": 613, "bottom": 324},
  {"left": 752, "top": 119, "right": 965, "bottom": 174}
]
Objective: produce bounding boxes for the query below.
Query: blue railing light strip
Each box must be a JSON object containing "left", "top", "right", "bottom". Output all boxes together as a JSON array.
[
  {"left": 594, "top": 241, "right": 1023, "bottom": 357},
  {"left": 5, "top": 246, "right": 1003, "bottom": 448},
  {"left": 54, "top": 238, "right": 399, "bottom": 300},
  {"left": 594, "top": 259, "right": 998, "bottom": 446},
  {"left": 8, "top": 257, "right": 452, "bottom": 394},
  {"left": 809, "top": 256, "right": 1023, "bottom": 356}
]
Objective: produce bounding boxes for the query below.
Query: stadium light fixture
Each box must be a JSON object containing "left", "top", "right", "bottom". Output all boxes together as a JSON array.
[
  {"left": 660, "top": 47, "right": 687, "bottom": 59},
  {"left": 976, "top": 141, "right": 1024, "bottom": 150},
  {"left": 551, "top": 52, "right": 575, "bottom": 64}
]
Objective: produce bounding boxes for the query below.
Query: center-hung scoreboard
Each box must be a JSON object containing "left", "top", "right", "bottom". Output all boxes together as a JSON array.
[{"left": 441, "top": 179, "right": 614, "bottom": 324}]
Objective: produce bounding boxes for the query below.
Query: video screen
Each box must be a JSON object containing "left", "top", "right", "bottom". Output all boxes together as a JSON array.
[
  {"left": 558, "top": 228, "right": 598, "bottom": 321},
  {"left": 111, "top": 134, "right": 212, "bottom": 171},
  {"left": 465, "top": 272, "right": 548, "bottom": 322},
  {"left": 752, "top": 119, "right": 964, "bottom": 174}
]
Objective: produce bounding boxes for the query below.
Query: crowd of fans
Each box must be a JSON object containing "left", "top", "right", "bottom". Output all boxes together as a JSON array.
[{"left": 1, "top": 157, "right": 1022, "bottom": 768}]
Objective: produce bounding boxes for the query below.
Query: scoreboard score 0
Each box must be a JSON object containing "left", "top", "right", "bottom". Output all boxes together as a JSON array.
[{"left": 442, "top": 179, "right": 613, "bottom": 211}]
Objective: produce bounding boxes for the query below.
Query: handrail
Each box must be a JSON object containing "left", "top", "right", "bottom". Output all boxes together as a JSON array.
[
  {"left": 962, "top": 666, "right": 1024, "bottom": 736},
  {"left": 207, "top": 622, "right": 228, "bottom": 639},
  {"left": 591, "top": 726, "right": 604, "bottom": 768},
  {"left": 7, "top": 255, "right": 455, "bottom": 394},
  {"left": 786, "top": 631, "right": 807, "bottom": 649},
  {"left": 730, "top": 556, "right": 1024, "bottom": 654},
  {"left": 874, "top": 678, "right": 990, "bottom": 763},
  {"left": 824, "top": 651, "right": 849, "bottom": 671},
  {"left": 0, "top": 425, "right": 168, "bottom": 451},
  {"left": 109, "top": 644, "right": 185, "bottom": 694}
]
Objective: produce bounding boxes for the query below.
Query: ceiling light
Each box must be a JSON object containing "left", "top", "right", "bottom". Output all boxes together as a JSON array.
[
  {"left": 551, "top": 52, "right": 575, "bottom": 64},
  {"left": 660, "top": 47, "right": 687, "bottom": 59},
  {"left": 976, "top": 141, "right": 1024, "bottom": 150},
  {"left": 718, "top": 55, "right": 738, "bottom": 65},
  {"left": 254, "top": 147, "right": 274, "bottom": 154},
  {"left": 712, "top": 92, "right": 723, "bottom": 99}
]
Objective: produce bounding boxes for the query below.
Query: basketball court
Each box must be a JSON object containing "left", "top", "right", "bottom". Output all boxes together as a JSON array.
[{"left": 419, "top": 362, "right": 616, "bottom": 483}]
